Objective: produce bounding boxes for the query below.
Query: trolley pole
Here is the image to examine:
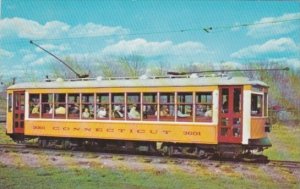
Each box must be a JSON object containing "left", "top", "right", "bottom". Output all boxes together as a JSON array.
[{"left": 30, "top": 40, "right": 89, "bottom": 78}]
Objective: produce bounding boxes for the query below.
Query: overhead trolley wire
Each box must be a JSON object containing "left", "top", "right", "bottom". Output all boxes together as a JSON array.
[
  {"left": 202, "top": 17, "right": 300, "bottom": 33},
  {"left": 34, "top": 17, "right": 300, "bottom": 41},
  {"left": 1, "top": 17, "right": 300, "bottom": 44}
]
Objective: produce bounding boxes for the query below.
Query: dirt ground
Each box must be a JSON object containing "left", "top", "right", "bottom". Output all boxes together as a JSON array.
[
  {"left": 1, "top": 122, "right": 300, "bottom": 188},
  {"left": 0, "top": 148, "right": 299, "bottom": 188}
]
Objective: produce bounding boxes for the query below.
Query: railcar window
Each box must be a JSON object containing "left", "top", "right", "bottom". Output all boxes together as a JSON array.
[
  {"left": 221, "top": 118, "right": 229, "bottom": 136},
  {"left": 68, "top": 93, "right": 80, "bottom": 119},
  {"left": 96, "top": 93, "right": 109, "bottom": 120},
  {"left": 233, "top": 118, "right": 241, "bottom": 137},
  {"left": 221, "top": 89, "right": 229, "bottom": 113},
  {"left": 29, "top": 94, "right": 40, "bottom": 118},
  {"left": 20, "top": 93, "right": 25, "bottom": 111},
  {"left": 111, "top": 93, "right": 125, "bottom": 120},
  {"left": 41, "top": 94, "right": 53, "bottom": 118},
  {"left": 177, "top": 92, "right": 193, "bottom": 122},
  {"left": 54, "top": 94, "right": 66, "bottom": 119},
  {"left": 251, "top": 94, "right": 262, "bottom": 117},
  {"left": 81, "top": 93, "right": 94, "bottom": 119},
  {"left": 195, "top": 92, "right": 212, "bottom": 122},
  {"left": 127, "top": 93, "right": 141, "bottom": 120},
  {"left": 233, "top": 88, "right": 242, "bottom": 113},
  {"left": 8, "top": 94, "right": 12, "bottom": 112},
  {"left": 159, "top": 93, "right": 175, "bottom": 121},
  {"left": 143, "top": 93, "right": 158, "bottom": 121},
  {"left": 264, "top": 93, "right": 268, "bottom": 117}
]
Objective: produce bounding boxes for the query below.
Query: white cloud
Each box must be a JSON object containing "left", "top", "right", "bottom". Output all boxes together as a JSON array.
[
  {"left": 0, "top": 17, "right": 128, "bottom": 40},
  {"left": 102, "top": 39, "right": 171, "bottom": 56},
  {"left": 0, "top": 48, "right": 14, "bottom": 58},
  {"left": 171, "top": 41, "right": 207, "bottom": 55},
  {"left": 22, "top": 54, "right": 37, "bottom": 62},
  {"left": 102, "top": 38, "right": 208, "bottom": 57},
  {"left": 231, "top": 38, "right": 299, "bottom": 59},
  {"left": 247, "top": 12, "right": 300, "bottom": 37},
  {"left": 30, "top": 52, "right": 100, "bottom": 66},
  {"left": 268, "top": 58, "right": 300, "bottom": 70},
  {"left": 32, "top": 56, "right": 53, "bottom": 65},
  {"left": 0, "top": 17, "right": 69, "bottom": 39},
  {"left": 70, "top": 23, "right": 128, "bottom": 37}
]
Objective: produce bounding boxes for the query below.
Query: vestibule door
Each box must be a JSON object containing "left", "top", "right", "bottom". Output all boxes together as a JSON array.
[
  {"left": 13, "top": 91, "right": 25, "bottom": 134},
  {"left": 218, "top": 86, "right": 243, "bottom": 143}
]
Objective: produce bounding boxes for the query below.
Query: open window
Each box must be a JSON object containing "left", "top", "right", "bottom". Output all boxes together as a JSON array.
[
  {"left": 143, "top": 93, "right": 158, "bottom": 121},
  {"left": 96, "top": 93, "right": 109, "bottom": 120},
  {"left": 159, "top": 93, "right": 175, "bottom": 121},
  {"left": 264, "top": 93, "right": 268, "bottom": 117},
  {"left": 127, "top": 93, "right": 141, "bottom": 120},
  {"left": 29, "top": 94, "right": 40, "bottom": 118},
  {"left": 111, "top": 93, "right": 125, "bottom": 120},
  {"left": 41, "top": 94, "right": 53, "bottom": 118},
  {"left": 177, "top": 92, "right": 193, "bottom": 122},
  {"left": 54, "top": 94, "right": 66, "bottom": 119},
  {"left": 8, "top": 93, "right": 12, "bottom": 112},
  {"left": 195, "top": 92, "right": 212, "bottom": 122},
  {"left": 81, "top": 93, "right": 94, "bottom": 119},
  {"left": 251, "top": 94, "right": 262, "bottom": 117},
  {"left": 68, "top": 93, "right": 80, "bottom": 119},
  {"left": 233, "top": 88, "right": 242, "bottom": 113}
]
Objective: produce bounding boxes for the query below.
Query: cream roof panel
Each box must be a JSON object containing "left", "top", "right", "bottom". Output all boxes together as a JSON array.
[{"left": 8, "top": 76, "right": 268, "bottom": 90}]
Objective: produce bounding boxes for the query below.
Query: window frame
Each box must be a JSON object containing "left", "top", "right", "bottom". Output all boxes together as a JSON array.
[
  {"left": 142, "top": 92, "right": 158, "bottom": 121},
  {"left": 54, "top": 93, "right": 66, "bottom": 119},
  {"left": 41, "top": 93, "right": 53, "bottom": 118},
  {"left": 96, "top": 93, "right": 110, "bottom": 120},
  {"left": 159, "top": 92, "right": 175, "bottom": 121},
  {"left": 177, "top": 92, "right": 193, "bottom": 122},
  {"left": 29, "top": 93, "right": 40, "bottom": 118},
  {"left": 67, "top": 93, "right": 80, "bottom": 119},
  {"left": 7, "top": 93, "right": 12, "bottom": 113},
  {"left": 195, "top": 92, "right": 213, "bottom": 122},
  {"left": 111, "top": 93, "right": 125, "bottom": 120},
  {"left": 251, "top": 93, "right": 263, "bottom": 117},
  {"left": 24, "top": 90, "right": 217, "bottom": 123},
  {"left": 264, "top": 93, "right": 268, "bottom": 117},
  {"left": 81, "top": 93, "right": 95, "bottom": 120},
  {"left": 127, "top": 93, "right": 142, "bottom": 121}
]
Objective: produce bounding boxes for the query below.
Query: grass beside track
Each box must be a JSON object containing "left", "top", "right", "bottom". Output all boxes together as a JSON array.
[
  {"left": 0, "top": 123, "right": 15, "bottom": 144},
  {"left": 264, "top": 123, "right": 300, "bottom": 161},
  {"left": 0, "top": 164, "right": 297, "bottom": 189},
  {"left": 0, "top": 123, "right": 299, "bottom": 189}
]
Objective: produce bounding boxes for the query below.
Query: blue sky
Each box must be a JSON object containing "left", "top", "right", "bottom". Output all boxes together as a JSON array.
[{"left": 0, "top": 0, "right": 299, "bottom": 82}]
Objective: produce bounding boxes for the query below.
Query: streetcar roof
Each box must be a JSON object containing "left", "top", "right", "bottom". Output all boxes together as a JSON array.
[{"left": 8, "top": 76, "right": 268, "bottom": 90}]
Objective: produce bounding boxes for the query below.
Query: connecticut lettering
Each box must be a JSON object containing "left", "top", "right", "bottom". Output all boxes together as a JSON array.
[{"left": 49, "top": 126, "right": 172, "bottom": 135}]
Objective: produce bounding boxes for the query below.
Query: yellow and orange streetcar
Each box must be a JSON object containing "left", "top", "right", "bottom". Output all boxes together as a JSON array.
[{"left": 6, "top": 74, "right": 271, "bottom": 158}]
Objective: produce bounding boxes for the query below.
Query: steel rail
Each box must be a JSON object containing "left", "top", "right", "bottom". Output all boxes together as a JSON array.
[{"left": 1, "top": 143, "right": 300, "bottom": 169}]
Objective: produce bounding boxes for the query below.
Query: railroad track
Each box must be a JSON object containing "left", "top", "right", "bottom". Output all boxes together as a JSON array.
[
  {"left": 1, "top": 143, "right": 300, "bottom": 169},
  {"left": 0, "top": 143, "right": 27, "bottom": 149},
  {"left": 0, "top": 143, "right": 39, "bottom": 152},
  {"left": 268, "top": 160, "right": 300, "bottom": 169}
]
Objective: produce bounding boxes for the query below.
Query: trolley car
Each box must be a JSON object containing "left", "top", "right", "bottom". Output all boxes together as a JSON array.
[{"left": 5, "top": 74, "right": 271, "bottom": 158}]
